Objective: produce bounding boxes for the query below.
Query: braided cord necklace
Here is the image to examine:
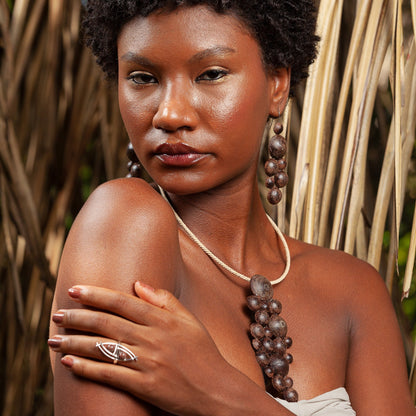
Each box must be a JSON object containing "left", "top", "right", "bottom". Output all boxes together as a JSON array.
[{"left": 159, "top": 186, "right": 298, "bottom": 402}]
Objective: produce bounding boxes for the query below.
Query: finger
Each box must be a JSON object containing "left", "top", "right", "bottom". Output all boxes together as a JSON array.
[
  {"left": 134, "top": 281, "right": 192, "bottom": 319},
  {"left": 52, "top": 308, "right": 152, "bottom": 344},
  {"left": 67, "top": 285, "right": 161, "bottom": 326},
  {"left": 48, "top": 335, "right": 141, "bottom": 369},
  {"left": 60, "top": 355, "right": 150, "bottom": 400}
]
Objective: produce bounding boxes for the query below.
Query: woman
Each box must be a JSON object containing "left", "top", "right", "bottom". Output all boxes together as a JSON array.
[{"left": 48, "top": 1, "right": 415, "bottom": 415}]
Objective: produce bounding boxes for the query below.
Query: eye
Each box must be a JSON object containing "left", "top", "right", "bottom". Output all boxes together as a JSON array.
[
  {"left": 127, "top": 72, "right": 158, "bottom": 85},
  {"left": 196, "top": 68, "right": 228, "bottom": 82}
]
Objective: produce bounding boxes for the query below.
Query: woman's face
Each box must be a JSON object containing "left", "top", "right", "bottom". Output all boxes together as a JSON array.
[{"left": 118, "top": 6, "right": 289, "bottom": 195}]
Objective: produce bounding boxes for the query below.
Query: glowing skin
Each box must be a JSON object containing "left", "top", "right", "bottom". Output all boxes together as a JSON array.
[
  {"left": 49, "top": 6, "right": 415, "bottom": 416},
  {"left": 117, "top": 6, "right": 288, "bottom": 195}
]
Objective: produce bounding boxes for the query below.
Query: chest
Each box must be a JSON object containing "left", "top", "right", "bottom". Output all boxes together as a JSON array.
[{"left": 177, "top": 248, "right": 351, "bottom": 399}]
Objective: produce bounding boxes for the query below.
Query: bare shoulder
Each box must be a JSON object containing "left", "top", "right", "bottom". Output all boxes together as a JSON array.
[
  {"left": 287, "top": 237, "right": 388, "bottom": 306},
  {"left": 56, "top": 178, "right": 182, "bottom": 301},
  {"left": 74, "top": 178, "right": 177, "bottom": 244},
  {"left": 288, "top": 238, "right": 415, "bottom": 414}
]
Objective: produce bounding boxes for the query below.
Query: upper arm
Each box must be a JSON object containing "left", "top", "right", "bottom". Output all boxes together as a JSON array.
[
  {"left": 50, "top": 179, "right": 183, "bottom": 416},
  {"left": 344, "top": 261, "right": 414, "bottom": 415}
]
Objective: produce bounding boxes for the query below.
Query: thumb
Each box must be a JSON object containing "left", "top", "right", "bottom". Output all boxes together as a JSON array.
[{"left": 134, "top": 281, "right": 187, "bottom": 315}]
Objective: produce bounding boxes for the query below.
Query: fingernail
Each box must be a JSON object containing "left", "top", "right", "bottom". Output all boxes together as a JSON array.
[
  {"left": 48, "top": 337, "right": 63, "bottom": 350},
  {"left": 68, "top": 286, "right": 82, "bottom": 299},
  {"left": 52, "top": 312, "right": 65, "bottom": 324},
  {"left": 61, "top": 356, "right": 74, "bottom": 369},
  {"left": 136, "top": 281, "right": 155, "bottom": 292}
]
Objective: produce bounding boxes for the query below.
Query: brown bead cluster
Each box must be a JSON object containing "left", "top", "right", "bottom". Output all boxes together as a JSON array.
[
  {"left": 247, "top": 275, "right": 298, "bottom": 402},
  {"left": 264, "top": 122, "right": 288, "bottom": 205},
  {"left": 126, "top": 142, "right": 141, "bottom": 178}
]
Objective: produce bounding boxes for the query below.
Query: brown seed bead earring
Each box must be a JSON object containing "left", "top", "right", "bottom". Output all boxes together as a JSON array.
[
  {"left": 264, "top": 122, "right": 289, "bottom": 205},
  {"left": 126, "top": 142, "right": 141, "bottom": 178}
]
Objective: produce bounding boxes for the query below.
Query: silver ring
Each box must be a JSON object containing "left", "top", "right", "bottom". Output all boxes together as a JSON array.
[{"left": 96, "top": 341, "right": 138, "bottom": 364}]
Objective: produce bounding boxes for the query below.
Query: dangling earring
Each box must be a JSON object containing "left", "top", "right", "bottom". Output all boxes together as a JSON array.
[
  {"left": 126, "top": 142, "right": 142, "bottom": 178},
  {"left": 264, "top": 122, "right": 288, "bottom": 205}
]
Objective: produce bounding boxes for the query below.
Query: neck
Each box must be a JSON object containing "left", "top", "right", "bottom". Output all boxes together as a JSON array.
[{"left": 163, "top": 178, "right": 287, "bottom": 278}]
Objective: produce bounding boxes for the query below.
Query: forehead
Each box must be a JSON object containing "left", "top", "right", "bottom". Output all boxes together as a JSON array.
[{"left": 117, "top": 5, "right": 262, "bottom": 62}]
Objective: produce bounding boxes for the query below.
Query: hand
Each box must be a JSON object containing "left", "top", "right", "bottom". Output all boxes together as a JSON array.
[{"left": 49, "top": 282, "right": 233, "bottom": 416}]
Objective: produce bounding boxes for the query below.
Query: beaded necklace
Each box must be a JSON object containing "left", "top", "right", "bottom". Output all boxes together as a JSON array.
[{"left": 159, "top": 186, "right": 298, "bottom": 402}]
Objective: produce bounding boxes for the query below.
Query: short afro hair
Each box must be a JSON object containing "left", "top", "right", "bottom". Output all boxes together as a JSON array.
[{"left": 83, "top": 0, "right": 319, "bottom": 94}]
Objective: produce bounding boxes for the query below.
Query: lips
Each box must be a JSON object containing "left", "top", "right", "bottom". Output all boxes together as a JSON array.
[{"left": 154, "top": 142, "right": 207, "bottom": 167}]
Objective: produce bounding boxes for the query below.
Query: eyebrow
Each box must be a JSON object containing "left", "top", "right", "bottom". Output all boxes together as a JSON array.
[
  {"left": 120, "top": 46, "right": 236, "bottom": 67},
  {"left": 120, "top": 52, "right": 154, "bottom": 67},
  {"left": 188, "top": 46, "right": 236, "bottom": 63}
]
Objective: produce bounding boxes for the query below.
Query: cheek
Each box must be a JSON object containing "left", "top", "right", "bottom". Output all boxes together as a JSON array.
[
  {"left": 118, "top": 87, "right": 154, "bottom": 143},
  {"left": 206, "top": 80, "right": 270, "bottom": 148}
]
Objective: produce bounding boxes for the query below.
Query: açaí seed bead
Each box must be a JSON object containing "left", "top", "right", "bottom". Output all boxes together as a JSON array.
[
  {"left": 284, "top": 337, "right": 293, "bottom": 349},
  {"left": 269, "top": 357, "right": 289, "bottom": 376},
  {"left": 250, "top": 323, "right": 265, "bottom": 338},
  {"left": 130, "top": 163, "right": 141, "bottom": 177},
  {"left": 126, "top": 142, "right": 139, "bottom": 162},
  {"left": 276, "top": 159, "right": 287, "bottom": 170},
  {"left": 267, "top": 188, "right": 282, "bottom": 205},
  {"left": 264, "top": 366, "right": 274, "bottom": 378},
  {"left": 285, "top": 389, "right": 298, "bottom": 402},
  {"left": 269, "top": 315, "right": 287, "bottom": 338},
  {"left": 285, "top": 353, "right": 293, "bottom": 364},
  {"left": 252, "top": 338, "right": 262, "bottom": 350},
  {"left": 264, "top": 159, "right": 280, "bottom": 176},
  {"left": 275, "top": 171, "right": 288, "bottom": 188},
  {"left": 274, "top": 122, "right": 283, "bottom": 135},
  {"left": 255, "top": 309, "right": 270, "bottom": 325},
  {"left": 269, "top": 136, "right": 286, "bottom": 160},
  {"left": 250, "top": 275, "right": 273, "bottom": 300},
  {"left": 247, "top": 295, "right": 262, "bottom": 311},
  {"left": 265, "top": 176, "right": 275, "bottom": 189},
  {"left": 256, "top": 351, "right": 270, "bottom": 367},
  {"left": 263, "top": 337, "right": 275, "bottom": 352},
  {"left": 268, "top": 299, "right": 282, "bottom": 314},
  {"left": 274, "top": 338, "right": 287, "bottom": 356},
  {"left": 264, "top": 328, "right": 273, "bottom": 338},
  {"left": 284, "top": 377, "right": 293, "bottom": 389},
  {"left": 272, "top": 375, "right": 286, "bottom": 392}
]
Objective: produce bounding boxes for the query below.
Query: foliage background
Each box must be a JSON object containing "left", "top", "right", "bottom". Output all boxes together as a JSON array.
[{"left": 0, "top": 0, "right": 415, "bottom": 415}]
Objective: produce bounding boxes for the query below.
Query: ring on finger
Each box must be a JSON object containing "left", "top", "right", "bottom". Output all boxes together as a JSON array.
[{"left": 96, "top": 341, "right": 137, "bottom": 364}]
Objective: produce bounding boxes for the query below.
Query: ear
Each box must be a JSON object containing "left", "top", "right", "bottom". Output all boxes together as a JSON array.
[{"left": 268, "top": 68, "right": 291, "bottom": 118}]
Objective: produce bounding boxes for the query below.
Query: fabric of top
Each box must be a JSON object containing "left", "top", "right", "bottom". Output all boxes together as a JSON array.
[{"left": 274, "top": 387, "right": 356, "bottom": 416}]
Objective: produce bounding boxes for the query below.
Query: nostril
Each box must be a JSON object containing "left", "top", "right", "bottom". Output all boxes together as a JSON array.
[{"left": 153, "top": 101, "right": 197, "bottom": 132}]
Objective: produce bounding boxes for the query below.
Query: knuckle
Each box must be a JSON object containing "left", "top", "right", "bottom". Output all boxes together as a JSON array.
[
  {"left": 62, "top": 336, "right": 72, "bottom": 351},
  {"left": 102, "top": 291, "right": 125, "bottom": 312},
  {"left": 75, "top": 360, "right": 87, "bottom": 378},
  {"left": 94, "top": 313, "right": 110, "bottom": 329},
  {"left": 141, "top": 372, "right": 157, "bottom": 394},
  {"left": 100, "top": 365, "right": 116, "bottom": 383},
  {"left": 64, "top": 310, "right": 74, "bottom": 326},
  {"left": 156, "top": 289, "right": 171, "bottom": 307}
]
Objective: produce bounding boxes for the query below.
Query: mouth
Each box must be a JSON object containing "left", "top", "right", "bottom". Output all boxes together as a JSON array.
[{"left": 154, "top": 142, "right": 207, "bottom": 167}]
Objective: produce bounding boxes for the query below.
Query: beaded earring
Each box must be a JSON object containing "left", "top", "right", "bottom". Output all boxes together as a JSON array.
[
  {"left": 264, "top": 122, "right": 288, "bottom": 205},
  {"left": 126, "top": 142, "right": 141, "bottom": 178}
]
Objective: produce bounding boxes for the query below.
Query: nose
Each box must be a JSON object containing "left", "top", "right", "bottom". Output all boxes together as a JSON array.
[{"left": 152, "top": 81, "right": 198, "bottom": 132}]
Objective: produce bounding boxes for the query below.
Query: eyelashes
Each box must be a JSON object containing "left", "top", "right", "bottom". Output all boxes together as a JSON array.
[
  {"left": 196, "top": 68, "right": 228, "bottom": 82},
  {"left": 126, "top": 72, "right": 158, "bottom": 85},
  {"left": 126, "top": 68, "right": 229, "bottom": 85}
]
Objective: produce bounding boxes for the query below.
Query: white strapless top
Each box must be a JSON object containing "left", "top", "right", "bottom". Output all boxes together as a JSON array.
[{"left": 273, "top": 388, "right": 356, "bottom": 415}]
